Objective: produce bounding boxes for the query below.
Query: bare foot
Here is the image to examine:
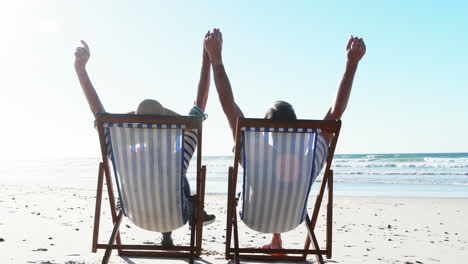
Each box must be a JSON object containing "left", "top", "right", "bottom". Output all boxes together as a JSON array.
[{"left": 259, "top": 240, "right": 285, "bottom": 256}]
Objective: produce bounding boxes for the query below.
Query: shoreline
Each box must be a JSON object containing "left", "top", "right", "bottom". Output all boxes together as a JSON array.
[{"left": 3, "top": 181, "right": 468, "bottom": 199}]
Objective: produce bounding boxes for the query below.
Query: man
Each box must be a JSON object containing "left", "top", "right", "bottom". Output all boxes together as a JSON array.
[
  {"left": 74, "top": 32, "right": 216, "bottom": 247},
  {"left": 204, "top": 28, "right": 366, "bottom": 251}
]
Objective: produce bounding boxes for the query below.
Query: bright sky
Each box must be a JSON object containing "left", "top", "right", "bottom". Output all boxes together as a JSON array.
[{"left": 1, "top": 0, "right": 467, "bottom": 159}]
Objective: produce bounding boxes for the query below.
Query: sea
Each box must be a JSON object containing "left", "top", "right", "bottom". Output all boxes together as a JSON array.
[{"left": 1, "top": 153, "right": 467, "bottom": 198}]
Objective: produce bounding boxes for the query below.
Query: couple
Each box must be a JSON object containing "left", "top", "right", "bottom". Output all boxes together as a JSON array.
[{"left": 75, "top": 28, "right": 366, "bottom": 250}]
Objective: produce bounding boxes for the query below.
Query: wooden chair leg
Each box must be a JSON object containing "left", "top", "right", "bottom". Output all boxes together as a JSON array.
[
  {"left": 189, "top": 196, "right": 196, "bottom": 264},
  {"left": 232, "top": 207, "right": 240, "bottom": 264},
  {"left": 103, "top": 162, "right": 123, "bottom": 255},
  {"left": 303, "top": 170, "right": 331, "bottom": 259},
  {"left": 305, "top": 214, "right": 324, "bottom": 264},
  {"left": 92, "top": 163, "right": 105, "bottom": 253},
  {"left": 225, "top": 167, "right": 234, "bottom": 260},
  {"left": 326, "top": 170, "right": 333, "bottom": 259},
  {"left": 102, "top": 211, "right": 123, "bottom": 264},
  {"left": 194, "top": 166, "right": 206, "bottom": 257}
]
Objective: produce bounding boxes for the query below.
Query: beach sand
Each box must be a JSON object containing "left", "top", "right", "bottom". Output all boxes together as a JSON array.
[{"left": 1, "top": 184, "right": 467, "bottom": 264}]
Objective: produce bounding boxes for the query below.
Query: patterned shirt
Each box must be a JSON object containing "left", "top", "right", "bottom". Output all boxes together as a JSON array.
[{"left": 182, "top": 106, "right": 206, "bottom": 175}]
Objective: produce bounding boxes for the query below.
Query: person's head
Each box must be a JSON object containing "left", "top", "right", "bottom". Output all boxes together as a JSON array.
[
  {"left": 264, "top": 101, "right": 297, "bottom": 121},
  {"left": 136, "top": 99, "right": 180, "bottom": 116}
]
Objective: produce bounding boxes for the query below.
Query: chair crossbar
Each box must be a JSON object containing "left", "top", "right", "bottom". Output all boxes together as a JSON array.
[
  {"left": 227, "top": 254, "right": 307, "bottom": 262},
  {"left": 230, "top": 248, "right": 327, "bottom": 254},
  {"left": 241, "top": 127, "right": 321, "bottom": 133},
  {"left": 104, "top": 123, "right": 186, "bottom": 129},
  {"left": 97, "top": 244, "right": 195, "bottom": 251},
  {"left": 119, "top": 250, "right": 195, "bottom": 257}
]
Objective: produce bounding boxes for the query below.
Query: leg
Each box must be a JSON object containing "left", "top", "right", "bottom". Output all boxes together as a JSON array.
[
  {"left": 183, "top": 175, "right": 191, "bottom": 197},
  {"left": 161, "top": 231, "right": 174, "bottom": 247},
  {"left": 270, "top": 233, "right": 282, "bottom": 249},
  {"left": 261, "top": 233, "right": 282, "bottom": 249},
  {"left": 185, "top": 171, "right": 215, "bottom": 227}
]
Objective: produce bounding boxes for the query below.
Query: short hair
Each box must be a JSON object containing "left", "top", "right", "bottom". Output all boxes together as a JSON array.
[
  {"left": 136, "top": 99, "right": 179, "bottom": 116},
  {"left": 264, "top": 101, "right": 297, "bottom": 121}
]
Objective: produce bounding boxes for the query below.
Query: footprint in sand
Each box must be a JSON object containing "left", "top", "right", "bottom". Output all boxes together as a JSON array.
[{"left": 32, "top": 248, "right": 48, "bottom": 252}]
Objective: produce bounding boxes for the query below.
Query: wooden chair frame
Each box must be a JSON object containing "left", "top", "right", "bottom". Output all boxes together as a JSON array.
[
  {"left": 93, "top": 113, "right": 207, "bottom": 264},
  {"left": 225, "top": 118, "right": 341, "bottom": 263}
]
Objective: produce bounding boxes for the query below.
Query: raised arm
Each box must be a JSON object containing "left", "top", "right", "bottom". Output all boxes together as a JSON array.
[
  {"left": 204, "top": 28, "right": 244, "bottom": 140},
  {"left": 194, "top": 31, "right": 212, "bottom": 112},
  {"left": 324, "top": 36, "right": 366, "bottom": 121},
  {"left": 323, "top": 35, "right": 366, "bottom": 142},
  {"left": 74, "top": 40, "right": 105, "bottom": 117}
]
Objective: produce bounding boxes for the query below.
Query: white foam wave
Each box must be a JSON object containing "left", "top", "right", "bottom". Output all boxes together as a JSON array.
[
  {"left": 336, "top": 171, "right": 468, "bottom": 176},
  {"left": 334, "top": 179, "right": 468, "bottom": 186},
  {"left": 332, "top": 159, "right": 468, "bottom": 169}
]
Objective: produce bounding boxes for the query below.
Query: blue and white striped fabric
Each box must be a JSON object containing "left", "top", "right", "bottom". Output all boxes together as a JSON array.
[
  {"left": 106, "top": 123, "right": 189, "bottom": 232},
  {"left": 240, "top": 127, "right": 329, "bottom": 233}
]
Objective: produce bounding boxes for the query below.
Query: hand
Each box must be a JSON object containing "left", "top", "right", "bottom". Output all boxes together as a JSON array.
[
  {"left": 202, "top": 30, "right": 211, "bottom": 63},
  {"left": 204, "top": 28, "right": 223, "bottom": 65},
  {"left": 74, "top": 40, "right": 90, "bottom": 70},
  {"left": 346, "top": 35, "right": 366, "bottom": 65}
]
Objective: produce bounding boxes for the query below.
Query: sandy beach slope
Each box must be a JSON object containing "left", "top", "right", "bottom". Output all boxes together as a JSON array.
[{"left": 1, "top": 184, "right": 467, "bottom": 264}]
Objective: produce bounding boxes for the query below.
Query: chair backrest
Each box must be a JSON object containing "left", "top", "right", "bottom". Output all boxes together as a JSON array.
[
  {"left": 95, "top": 114, "right": 203, "bottom": 233},
  {"left": 232, "top": 118, "right": 341, "bottom": 233}
]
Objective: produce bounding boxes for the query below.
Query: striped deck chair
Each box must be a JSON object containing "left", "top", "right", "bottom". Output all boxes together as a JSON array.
[
  {"left": 225, "top": 118, "right": 341, "bottom": 264},
  {"left": 92, "top": 113, "right": 207, "bottom": 264}
]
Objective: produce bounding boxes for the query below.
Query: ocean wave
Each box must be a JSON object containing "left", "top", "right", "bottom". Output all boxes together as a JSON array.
[
  {"left": 334, "top": 158, "right": 427, "bottom": 163},
  {"left": 332, "top": 161, "right": 468, "bottom": 169},
  {"left": 335, "top": 171, "right": 468, "bottom": 176},
  {"left": 333, "top": 179, "right": 468, "bottom": 186}
]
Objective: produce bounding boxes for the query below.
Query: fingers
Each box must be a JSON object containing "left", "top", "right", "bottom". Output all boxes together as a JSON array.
[
  {"left": 76, "top": 47, "right": 87, "bottom": 54},
  {"left": 74, "top": 46, "right": 90, "bottom": 59},
  {"left": 210, "top": 28, "right": 221, "bottom": 40},
  {"left": 75, "top": 47, "right": 85, "bottom": 55},
  {"left": 205, "top": 28, "right": 222, "bottom": 44},
  {"left": 349, "top": 36, "right": 365, "bottom": 49},
  {"left": 361, "top": 39, "right": 366, "bottom": 55},
  {"left": 81, "top": 40, "right": 89, "bottom": 51},
  {"left": 354, "top": 38, "right": 362, "bottom": 48},
  {"left": 353, "top": 37, "right": 366, "bottom": 57},
  {"left": 346, "top": 35, "right": 353, "bottom": 50},
  {"left": 356, "top": 38, "right": 364, "bottom": 51},
  {"left": 75, "top": 40, "right": 90, "bottom": 59}
]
